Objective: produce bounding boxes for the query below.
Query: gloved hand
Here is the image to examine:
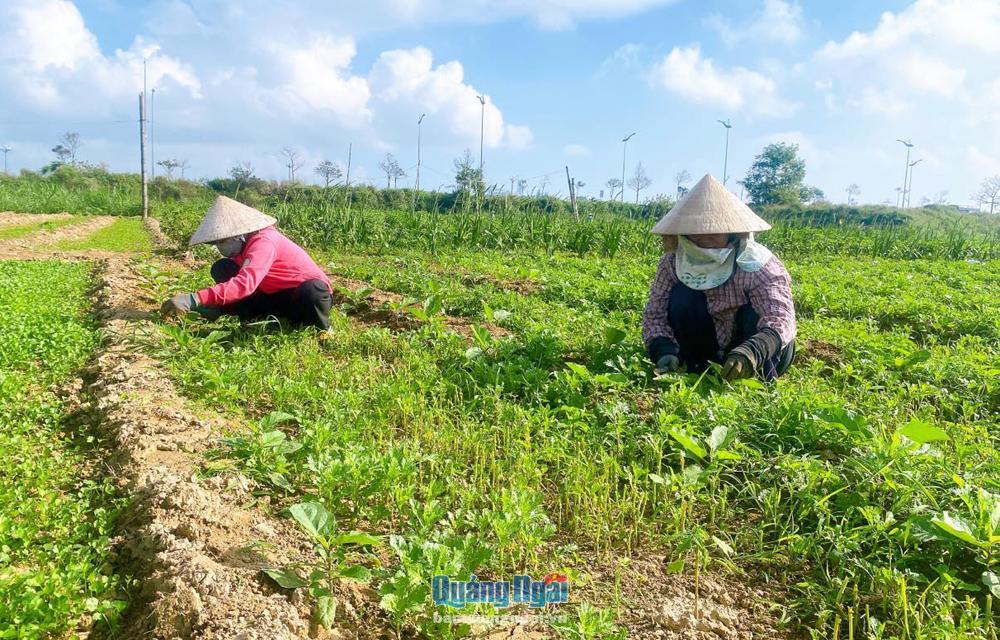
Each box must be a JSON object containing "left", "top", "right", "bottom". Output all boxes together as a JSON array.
[
  {"left": 721, "top": 352, "right": 753, "bottom": 381},
  {"left": 197, "top": 305, "right": 223, "bottom": 320},
  {"left": 160, "top": 293, "right": 196, "bottom": 317},
  {"left": 655, "top": 354, "right": 680, "bottom": 374}
]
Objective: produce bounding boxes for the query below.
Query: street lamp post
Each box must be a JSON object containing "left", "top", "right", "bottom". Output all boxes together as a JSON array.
[
  {"left": 717, "top": 119, "right": 732, "bottom": 185},
  {"left": 416, "top": 113, "right": 425, "bottom": 192},
  {"left": 621, "top": 132, "right": 636, "bottom": 203},
  {"left": 905, "top": 159, "right": 923, "bottom": 208},
  {"left": 476, "top": 95, "right": 486, "bottom": 177},
  {"left": 896, "top": 138, "right": 914, "bottom": 207},
  {"left": 0, "top": 146, "right": 10, "bottom": 174}
]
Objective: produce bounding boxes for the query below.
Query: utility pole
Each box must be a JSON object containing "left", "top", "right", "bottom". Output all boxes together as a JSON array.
[
  {"left": 345, "top": 143, "right": 352, "bottom": 187},
  {"left": 565, "top": 166, "right": 579, "bottom": 221},
  {"left": 416, "top": 113, "right": 425, "bottom": 192},
  {"left": 905, "top": 159, "right": 923, "bottom": 208},
  {"left": 150, "top": 88, "right": 156, "bottom": 179},
  {"left": 139, "top": 92, "right": 148, "bottom": 219},
  {"left": 0, "top": 146, "right": 11, "bottom": 174},
  {"left": 621, "top": 132, "right": 636, "bottom": 203},
  {"left": 476, "top": 95, "right": 486, "bottom": 177},
  {"left": 718, "top": 119, "right": 732, "bottom": 185},
  {"left": 896, "top": 138, "right": 913, "bottom": 208}
]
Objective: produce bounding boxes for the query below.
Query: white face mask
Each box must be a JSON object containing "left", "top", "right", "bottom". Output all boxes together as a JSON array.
[
  {"left": 214, "top": 235, "right": 245, "bottom": 258},
  {"left": 675, "top": 235, "right": 736, "bottom": 290}
]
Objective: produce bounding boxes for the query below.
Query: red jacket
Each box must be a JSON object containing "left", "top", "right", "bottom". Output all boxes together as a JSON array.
[{"left": 195, "top": 226, "right": 331, "bottom": 307}]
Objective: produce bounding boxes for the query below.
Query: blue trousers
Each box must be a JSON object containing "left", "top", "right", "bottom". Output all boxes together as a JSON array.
[{"left": 667, "top": 282, "right": 794, "bottom": 380}]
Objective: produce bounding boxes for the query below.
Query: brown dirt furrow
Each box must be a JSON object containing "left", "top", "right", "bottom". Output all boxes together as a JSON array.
[
  {"left": 0, "top": 211, "right": 75, "bottom": 226},
  {"left": 0, "top": 215, "right": 116, "bottom": 253},
  {"left": 327, "top": 273, "right": 508, "bottom": 339},
  {"left": 85, "top": 257, "right": 339, "bottom": 640}
]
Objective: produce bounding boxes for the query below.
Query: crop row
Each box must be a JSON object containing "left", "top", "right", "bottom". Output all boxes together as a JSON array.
[{"left": 0, "top": 261, "right": 123, "bottom": 636}]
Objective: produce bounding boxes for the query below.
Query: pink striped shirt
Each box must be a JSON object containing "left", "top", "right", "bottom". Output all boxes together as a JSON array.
[{"left": 642, "top": 252, "right": 796, "bottom": 349}]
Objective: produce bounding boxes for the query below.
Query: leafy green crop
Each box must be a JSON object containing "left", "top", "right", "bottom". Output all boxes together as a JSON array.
[
  {"left": 0, "top": 261, "right": 123, "bottom": 636},
  {"left": 144, "top": 238, "right": 999, "bottom": 637}
]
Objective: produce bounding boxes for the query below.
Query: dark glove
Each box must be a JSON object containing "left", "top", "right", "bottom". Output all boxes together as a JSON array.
[
  {"left": 160, "top": 293, "right": 196, "bottom": 317},
  {"left": 727, "top": 328, "right": 783, "bottom": 377},
  {"left": 646, "top": 337, "right": 679, "bottom": 364},
  {"left": 196, "top": 305, "right": 223, "bottom": 320},
  {"left": 654, "top": 354, "right": 680, "bottom": 374},
  {"left": 721, "top": 352, "right": 753, "bottom": 381}
]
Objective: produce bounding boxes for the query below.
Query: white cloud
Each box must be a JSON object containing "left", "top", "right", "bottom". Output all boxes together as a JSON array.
[
  {"left": 268, "top": 36, "right": 372, "bottom": 128},
  {"left": 707, "top": 0, "right": 804, "bottom": 46},
  {"left": 815, "top": 0, "right": 998, "bottom": 102},
  {"left": 0, "top": 0, "right": 201, "bottom": 112},
  {"left": 595, "top": 42, "right": 643, "bottom": 77},
  {"left": 563, "top": 144, "right": 591, "bottom": 157},
  {"left": 369, "top": 46, "right": 531, "bottom": 149},
  {"left": 393, "top": 0, "right": 682, "bottom": 30},
  {"left": 649, "top": 44, "right": 799, "bottom": 117}
]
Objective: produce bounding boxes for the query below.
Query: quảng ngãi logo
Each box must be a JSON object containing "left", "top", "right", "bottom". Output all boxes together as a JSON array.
[{"left": 432, "top": 573, "right": 569, "bottom": 609}]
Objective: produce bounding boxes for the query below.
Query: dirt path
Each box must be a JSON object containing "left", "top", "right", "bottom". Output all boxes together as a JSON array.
[
  {"left": 0, "top": 211, "right": 75, "bottom": 226},
  {"left": 328, "top": 273, "right": 508, "bottom": 338},
  {"left": 0, "top": 215, "right": 117, "bottom": 254},
  {"left": 84, "top": 256, "right": 351, "bottom": 639}
]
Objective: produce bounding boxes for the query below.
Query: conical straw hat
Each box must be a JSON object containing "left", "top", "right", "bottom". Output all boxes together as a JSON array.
[
  {"left": 189, "top": 196, "right": 278, "bottom": 246},
  {"left": 650, "top": 174, "right": 770, "bottom": 236}
]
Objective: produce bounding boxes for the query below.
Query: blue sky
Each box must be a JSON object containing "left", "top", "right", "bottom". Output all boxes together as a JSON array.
[{"left": 2, "top": 0, "right": 998, "bottom": 206}]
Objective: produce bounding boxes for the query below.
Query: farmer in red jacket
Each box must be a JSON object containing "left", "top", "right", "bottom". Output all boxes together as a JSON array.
[
  {"left": 643, "top": 174, "right": 796, "bottom": 381},
  {"left": 160, "top": 196, "right": 333, "bottom": 329}
]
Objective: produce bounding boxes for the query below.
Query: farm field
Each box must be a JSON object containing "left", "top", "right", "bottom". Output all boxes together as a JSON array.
[{"left": 0, "top": 204, "right": 997, "bottom": 640}]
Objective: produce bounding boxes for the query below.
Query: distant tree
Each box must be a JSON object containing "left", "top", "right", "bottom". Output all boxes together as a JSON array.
[
  {"left": 517, "top": 178, "right": 527, "bottom": 195},
  {"left": 178, "top": 159, "right": 190, "bottom": 179},
  {"left": 605, "top": 178, "right": 622, "bottom": 201},
  {"left": 845, "top": 183, "right": 861, "bottom": 205},
  {"left": 575, "top": 179, "right": 585, "bottom": 197},
  {"left": 627, "top": 163, "right": 652, "bottom": 203},
  {"left": 974, "top": 175, "right": 1000, "bottom": 214},
  {"left": 377, "top": 153, "right": 406, "bottom": 188},
  {"left": 934, "top": 190, "right": 949, "bottom": 204},
  {"left": 52, "top": 132, "right": 81, "bottom": 164},
  {"left": 742, "top": 142, "right": 819, "bottom": 206},
  {"left": 229, "top": 161, "right": 256, "bottom": 190},
  {"left": 157, "top": 158, "right": 181, "bottom": 178},
  {"left": 280, "top": 147, "right": 304, "bottom": 182},
  {"left": 453, "top": 149, "right": 484, "bottom": 195},
  {"left": 314, "top": 160, "right": 342, "bottom": 187},
  {"left": 674, "top": 169, "right": 692, "bottom": 197}
]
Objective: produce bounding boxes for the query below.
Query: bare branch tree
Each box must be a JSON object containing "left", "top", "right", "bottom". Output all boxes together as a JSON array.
[
  {"left": 229, "top": 161, "right": 256, "bottom": 190},
  {"left": 280, "top": 147, "right": 305, "bottom": 182},
  {"left": 627, "top": 162, "right": 652, "bottom": 203},
  {"left": 378, "top": 153, "right": 407, "bottom": 188},
  {"left": 974, "top": 176, "right": 1000, "bottom": 214},
  {"left": 157, "top": 158, "right": 181, "bottom": 179},
  {"left": 52, "top": 131, "right": 81, "bottom": 164},
  {"left": 673, "top": 169, "right": 691, "bottom": 197},
  {"left": 314, "top": 160, "right": 343, "bottom": 187},
  {"left": 605, "top": 178, "right": 622, "bottom": 201},
  {"left": 178, "top": 159, "right": 190, "bottom": 179},
  {"left": 845, "top": 183, "right": 861, "bottom": 205}
]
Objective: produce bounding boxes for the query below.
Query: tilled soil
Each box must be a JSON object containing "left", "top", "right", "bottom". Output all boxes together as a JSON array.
[
  {"left": 0, "top": 214, "right": 117, "bottom": 254},
  {"left": 0, "top": 211, "right": 75, "bottom": 226},
  {"left": 85, "top": 257, "right": 330, "bottom": 639}
]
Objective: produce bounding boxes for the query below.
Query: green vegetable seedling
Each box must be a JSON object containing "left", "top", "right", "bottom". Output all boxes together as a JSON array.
[{"left": 263, "top": 501, "right": 380, "bottom": 630}]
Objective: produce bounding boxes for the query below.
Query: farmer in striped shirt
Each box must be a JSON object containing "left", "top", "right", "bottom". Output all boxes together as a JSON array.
[
  {"left": 160, "top": 196, "right": 333, "bottom": 329},
  {"left": 642, "top": 174, "right": 796, "bottom": 381}
]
